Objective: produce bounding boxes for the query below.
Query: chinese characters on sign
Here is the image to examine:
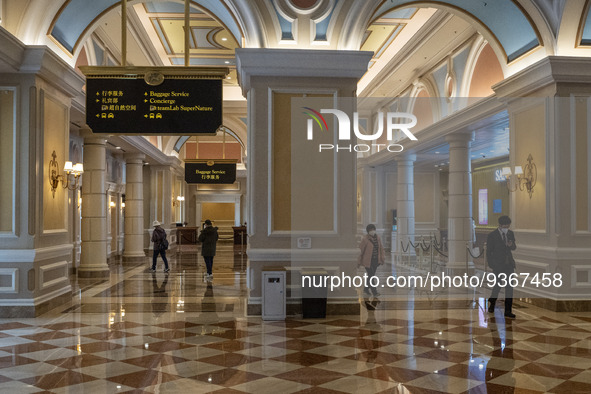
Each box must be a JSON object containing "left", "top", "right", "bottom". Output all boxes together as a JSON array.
[
  {"left": 85, "top": 77, "right": 222, "bottom": 134},
  {"left": 185, "top": 162, "right": 236, "bottom": 184}
]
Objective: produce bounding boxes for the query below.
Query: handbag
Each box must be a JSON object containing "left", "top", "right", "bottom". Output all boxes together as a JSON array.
[{"left": 161, "top": 239, "right": 169, "bottom": 250}]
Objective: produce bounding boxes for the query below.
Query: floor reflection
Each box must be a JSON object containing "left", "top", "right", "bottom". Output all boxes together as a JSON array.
[{"left": 0, "top": 244, "right": 590, "bottom": 393}]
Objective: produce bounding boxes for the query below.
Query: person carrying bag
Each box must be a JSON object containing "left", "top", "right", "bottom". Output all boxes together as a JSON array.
[{"left": 150, "top": 221, "right": 170, "bottom": 273}]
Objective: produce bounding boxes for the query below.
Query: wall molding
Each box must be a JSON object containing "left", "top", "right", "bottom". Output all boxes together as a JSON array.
[
  {"left": 0, "top": 268, "right": 18, "bottom": 293},
  {"left": 0, "top": 285, "right": 71, "bottom": 306},
  {"left": 247, "top": 248, "right": 358, "bottom": 262},
  {"left": 0, "top": 244, "right": 73, "bottom": 263},
  {"left": 39, "top": 260, "right": 69, "bottom": 290}
]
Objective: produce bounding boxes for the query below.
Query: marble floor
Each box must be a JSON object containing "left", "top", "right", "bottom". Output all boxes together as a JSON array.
[{"left": 1, "top": 243, "right": 591, "bottom": 393}]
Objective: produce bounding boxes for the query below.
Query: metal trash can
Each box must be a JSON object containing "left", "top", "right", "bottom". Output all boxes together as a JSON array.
[
  {"left": 262, "top": 268, "right": 286, "bottom": 320},
  {"left": 301, "top": 268, "right": 327, "bottom": 318}
]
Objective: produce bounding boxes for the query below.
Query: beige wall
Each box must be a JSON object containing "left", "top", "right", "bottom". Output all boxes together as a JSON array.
[
  {"left": 575, "top": 97, "right": 589, "bottom": 231},
  {"left": 42, "top": 95, "right": 68, "bottom": 232},
  {"left": 202, "top": 203, "right": 234, "bottom": 222},
  {"left": 272, "top": 94, "right": 335, "bottom": 232},
  {"left": 272, "top": 92, "right": 293, "bottom": 231},
  {"left": 414, "top": 173, "right": 435, "bottom": 223},
  {"left": 439, "top": 171, "right": 449, "bottom": 229},
  {"left": 386, "top": 171, "right": 397, "bottom": 225},
  {"left": 291, "top": 96, "right": 335, "bottom": 232},
  {"left": 0, "top": 89, "right": 14, "bottom": 233},
  {"left": 514, "top": 103, "right": 546, "bottom": 230},
  {"left": 357, "top": 170, "right": 363, "bottom": 224}
]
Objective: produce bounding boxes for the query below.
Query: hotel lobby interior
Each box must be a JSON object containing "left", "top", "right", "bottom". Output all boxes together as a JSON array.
[{"left": 1, "top": 0, "right": 591, "bottom": 392}]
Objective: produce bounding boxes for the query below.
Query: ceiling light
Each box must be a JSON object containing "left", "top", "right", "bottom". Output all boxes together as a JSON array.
[
  {"left": 224, "top": 61, "right": 230, "bottom": 64},
  {"left": 221, "top": 37, "right": 227, "bottom": 41}
]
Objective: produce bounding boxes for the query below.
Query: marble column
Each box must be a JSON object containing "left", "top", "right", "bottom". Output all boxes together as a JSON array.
[
  {"left": 445, "top": 132, "right": 474, "bottom": 273},
  {"left": 123, "top": 153, "right": 145, "bottom": 261},
  {"left": 79, "top": 127, "right": 109, "bottom": 277},
  {"left": 396, "top": 154, "right": 416, "bottom": 255}
]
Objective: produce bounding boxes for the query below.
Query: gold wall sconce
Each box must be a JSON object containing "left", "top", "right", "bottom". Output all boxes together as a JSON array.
[
  {"left": 48, "top": 150, "right": 84, "bottom": 198},
  {"left": 502, "top": 154, "right": 537, "bottom": 199},
  {"left": 172, "top": 195, "right": 185, "bottom": 206}
]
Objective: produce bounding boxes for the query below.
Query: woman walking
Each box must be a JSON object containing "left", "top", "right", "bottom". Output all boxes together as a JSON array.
[
  {"left": 199, "top": 219, "right": 219, "bottom": 280},
  {"left": 358, "top": 224, "right": 385, "bottom": 297}
]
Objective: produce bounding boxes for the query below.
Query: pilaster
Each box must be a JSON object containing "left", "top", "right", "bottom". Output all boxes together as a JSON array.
[
  {"left": 79, "top": 127, "right": 109, "bottom": 278},
  {"left": 236, "top": 48, "right": 372, "bottom": 315},
  {"left": 445, "top": 132, "right": 474, "bottom": 273},
  {"left": 123, "top": 153, "right": 146, "bottom": 260}
]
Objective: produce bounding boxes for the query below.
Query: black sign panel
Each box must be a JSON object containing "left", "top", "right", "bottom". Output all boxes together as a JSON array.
[
  {"left": 86, "top": 78, "right": 222, "bottom": 134},
  {"left": 185, "top": 162, "right": 236, "bottom": 184}
]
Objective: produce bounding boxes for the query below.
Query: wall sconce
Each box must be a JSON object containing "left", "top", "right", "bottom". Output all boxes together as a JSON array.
[
  {"left": 173, "top": 195, "right": 185, "bottom": 206},
  {"left": 48, "top": 150, "right": 84, "bottom": 198},
  {"left": 109, "top": 201, "right": 116, "bottom": 208},
  {"left": 502, "top": 154, "right": 537, "bottom": 199}
]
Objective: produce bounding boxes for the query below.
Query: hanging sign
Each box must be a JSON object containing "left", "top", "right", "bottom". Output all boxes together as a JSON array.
[
  {"left": 185, "top": 160, "right": 236, "bottom": 184},
  {"left": 81, "top": 66, "right": 227, "bottom": 135}
]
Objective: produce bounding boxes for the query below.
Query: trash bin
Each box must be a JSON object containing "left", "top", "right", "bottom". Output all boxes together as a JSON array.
[
  {"left": 262, "top": 268, "right": 286, "bottom": 320},
  {"left": 301, "top": 268, "right": 327, "bottom": 318}
]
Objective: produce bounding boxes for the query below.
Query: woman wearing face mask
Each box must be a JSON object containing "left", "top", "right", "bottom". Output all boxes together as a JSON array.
[
  {"left": 486, "top": 215, "right": 517, "bottom": 318},
  {"left": 358, "top": 224, "right": 385, "bottom": 297}
]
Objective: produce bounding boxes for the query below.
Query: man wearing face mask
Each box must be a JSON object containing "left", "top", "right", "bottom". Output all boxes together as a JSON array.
[
  {"left": 358, "top": 224, "right": 385, "bottom": 297},
  {"left": 486, "top": 215, "right": 517, "bottom": 318}
]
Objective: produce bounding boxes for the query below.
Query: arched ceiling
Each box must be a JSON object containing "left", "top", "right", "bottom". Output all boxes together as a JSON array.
[
  {"left": 372, "top": 0, "right": 542, "bottom": 62},
  {"left": 5, "top": 0, "right": 575, "bottom": 166},
  {"left": 50, "top": 0, "right": 243, "bottom": 55}
]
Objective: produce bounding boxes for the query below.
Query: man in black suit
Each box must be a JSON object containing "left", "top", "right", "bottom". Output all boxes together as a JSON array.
[{"left": 486, "top": 215, "right": 517, "bottom": 318}]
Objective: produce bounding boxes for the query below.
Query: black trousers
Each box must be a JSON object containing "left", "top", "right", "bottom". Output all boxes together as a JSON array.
[
  {"left": 365, "top": 260, "right": 379, "bottom": 295},
  {"left": 152, "top": 248, "right": 169, "bottom": 270},
  {"left": 203, "top": 256, "right": 214, "bottom": 275},
  {"left": 489, "top": 267, "right": 514, "bottom": 313}
]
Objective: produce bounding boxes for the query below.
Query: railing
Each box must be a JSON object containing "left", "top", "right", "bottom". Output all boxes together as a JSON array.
[{"left": 396, "top": 234, "right": 447, "bottom": 273}]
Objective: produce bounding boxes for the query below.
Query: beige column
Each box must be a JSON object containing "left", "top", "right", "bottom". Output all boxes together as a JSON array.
[
  {"left": 445, "top": 132, "right": 474, "bottom": 273},
  {"left": 79, "top": 127, "right": 109, "bottom": 277},
  {"left": 359, "top": 164, "right": 387, "bottom": 242},
  {"left": 396, "top": 154, "right": 416, "bottom": 255},
  {"left": 236, "top": 48, "right": 372, "bottom": 315},
  {"left": 123, "top": 153, "right": 145, "bottom": 260}
]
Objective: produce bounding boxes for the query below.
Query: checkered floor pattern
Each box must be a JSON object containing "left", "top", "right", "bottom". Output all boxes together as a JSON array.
[{"left": 1, "top": 247, "right": 590, "bottom": 393}]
